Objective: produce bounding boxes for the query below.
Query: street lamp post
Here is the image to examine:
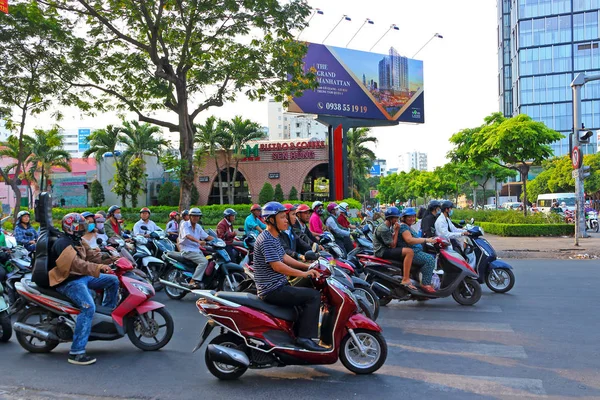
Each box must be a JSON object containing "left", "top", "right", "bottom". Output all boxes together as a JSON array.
[
  {"left": 297, "top": 8, "right": 324, "bottom": 40},
  {"left": 346, "top": 18, "right": 374, "bottom": 48},
  {"left": 412, "top": 33, "right": 443, "bottom": 58},
  {"left": 322, "top": 15, "right": 351, "bottom": 44},
  {"left": 369, "top": 24, "right": 399, "bottom": 51}
]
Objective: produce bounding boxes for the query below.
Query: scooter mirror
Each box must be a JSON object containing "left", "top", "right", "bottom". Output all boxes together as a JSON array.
[
  {"left": 304, "top": 251, "right": 318, "bottom": 261},
  {"left": 470, "top": 218, "right": 475, "bottom": 224},
  {"left": 459, "top": 220, "right": 466, "bottom": 225},
  {"left": 96, "top": 238, "right": 103, "bottom": 245},
  {"left": 140, "top": 225, "right": 148, "bottom": 231}
]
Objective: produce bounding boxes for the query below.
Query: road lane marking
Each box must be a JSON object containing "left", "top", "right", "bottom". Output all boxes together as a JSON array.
[
  {"left": 380, "top": 319, "right": 515, "bottom": 332},
  {"left": 388, "top": 340, "right": 527, "bottom": 359},
  {"left": 386, "top": 303, "right": 503, "bottom": 313}
]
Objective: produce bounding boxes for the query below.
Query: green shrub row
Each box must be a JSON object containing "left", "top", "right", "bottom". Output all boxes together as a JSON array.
[
  {"left": 477, "top": 221, "right": 574, "bottom": 237},
  {"left": 453, "top": 209, "right": 563, "bottom": 224}
]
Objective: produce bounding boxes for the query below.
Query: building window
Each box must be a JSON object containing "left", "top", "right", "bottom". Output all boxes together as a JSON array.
[
  {"left": 296, "top": 132, "right": 301, "bottom": 138},
  {"left": 519, "top": 0, "right": 571, "bottom": 19},
  {"left": 574, "top": 11, "right": 599, "bottom": 41},
  {"left": 574, "top": 41, "right": 600, "bottom": 70},
  {"left": 278, "top": 124, "right": 282, "bottom": 129},
  {"left": 574, "top": 0, "right": 600, "bottom": 12},
  {"left": 278, "top": 116, "right": 281, "bottom": 120}
]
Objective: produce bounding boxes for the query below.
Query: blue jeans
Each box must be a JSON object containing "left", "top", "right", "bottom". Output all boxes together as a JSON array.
[{"left": 56, "top": 274, "right": 119, "bottom": 355}]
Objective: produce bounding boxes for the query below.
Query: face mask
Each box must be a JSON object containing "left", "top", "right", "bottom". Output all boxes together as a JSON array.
[
  {"left": 114, "top": 213, "right": 122, "bottom": 219},
  {"left": 449, "top": 209, "right": 454, "bottom": 217},
  {"left": 96, "top": 223, "right": 104, "bottom": 232},
  {"left": 317, "top": 209, "right": 324, "bottom": 216},
  {"left": 87, "top": 223, "right": 96, "bottom": 233}
]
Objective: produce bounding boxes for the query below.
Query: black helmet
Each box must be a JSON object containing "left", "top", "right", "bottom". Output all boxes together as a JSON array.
[
  {"left": 107, "top": 205, "right": 121, "bottom": 216},
  {"left": 441, "top": 201, "right": 454, "bottom": 212},
  {"left": 428, "top": 200, "right": 442, "bottom": 211}
]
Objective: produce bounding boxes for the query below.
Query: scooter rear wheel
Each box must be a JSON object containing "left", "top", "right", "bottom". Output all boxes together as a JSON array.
[
  {"left": 0, "top": 311, "right": 12, "bottom": 342},
  {"left": 15, "top": 307, "right": 59, "bottom": 353},
  {"left": 164, "top": 267, "right": 188, "bottom": 300},
  {"left": 205, "top": 333, "right": 248, "bottom": 380},
  {"left": 340, "top": 329, "right": 387, "bottom": 374},
  {"left": 452, "top": 278, "right": 482, "bottom": 306}
]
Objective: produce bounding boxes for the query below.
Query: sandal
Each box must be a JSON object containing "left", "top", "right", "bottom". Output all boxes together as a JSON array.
[
  {"left": 401, "top": 282, "right": 418, "bottom": 291},
  {"left": 421, "top": 285, "right": 436, "bottom": 294},
  {"left": 183, "top": 281, "right": 205, "bottom": 290}
]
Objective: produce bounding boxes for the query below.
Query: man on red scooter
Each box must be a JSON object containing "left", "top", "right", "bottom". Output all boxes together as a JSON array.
[
  {"left": 50, "top": 213, "right": 119, "bottom": 366},
  {"left": 254, "top": 202, "right": 325, "bottom": 352}
]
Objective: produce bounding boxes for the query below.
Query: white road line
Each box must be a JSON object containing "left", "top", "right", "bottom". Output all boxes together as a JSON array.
[
  {"left": 381, "top": 319, "right": 515, "bottom": 332},
  {"left": 388, "top": 340, "right": 528, "bottom": 359},
  {"left": 387, "top": 303, "right": 503, "bottom": 313}
]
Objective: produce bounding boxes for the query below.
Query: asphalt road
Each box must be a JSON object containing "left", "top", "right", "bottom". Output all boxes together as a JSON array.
[{"left": 2, "top": 259, "right": 600, "bottom": 400}]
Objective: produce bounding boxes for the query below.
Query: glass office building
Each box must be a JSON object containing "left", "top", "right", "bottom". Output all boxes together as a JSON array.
[{"left": 498, "top": 0, "right": 600, "bottom": 156}]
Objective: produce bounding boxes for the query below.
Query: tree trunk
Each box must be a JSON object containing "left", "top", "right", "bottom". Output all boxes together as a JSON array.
[
  {"left": 214, "top": 156, "right": 223, "bottom": 205},
  {"left": 226, "top": 159, "right": 232, "bottom": 204},
  {"left": 40, "top": 165, "right": 45, "bottom": 192},
  {"left": 521, "top": 164, "right": 529, "bottom": 216},
  {"left": 231, "top": 159, "right": 240, "bottom": 205}
]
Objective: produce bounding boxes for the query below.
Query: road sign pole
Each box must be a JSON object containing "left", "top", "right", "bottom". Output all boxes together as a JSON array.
[{"left": 572, "top": 75, "right": 584, "bottom": 245}]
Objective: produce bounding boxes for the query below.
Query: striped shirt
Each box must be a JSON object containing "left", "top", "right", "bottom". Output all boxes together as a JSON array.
[{"left": 253, "top": 230, "right": 287, "bottom": 297}]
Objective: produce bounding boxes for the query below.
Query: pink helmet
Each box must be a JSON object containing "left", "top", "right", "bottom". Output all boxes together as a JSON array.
[{"left": 327, "top": 202, "right": 339, "bottom": 213}]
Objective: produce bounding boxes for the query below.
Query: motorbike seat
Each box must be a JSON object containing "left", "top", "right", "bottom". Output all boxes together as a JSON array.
[
  {"left": 26, "top": 281, "right": 73, "bottom": 303},
  {"left": 357, "top": 254, "right": 397, "bottom": 266},
  {"left": 216, "top": 292, "right": 298, "bottom": 321}
]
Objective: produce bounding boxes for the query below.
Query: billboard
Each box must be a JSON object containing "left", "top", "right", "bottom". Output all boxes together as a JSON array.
[
  {"left": 369, "top": 165, "right": 381, "bottom": 176},
  {"left": 78, "top": 128, "right": 91, "bottom": 152},
  {"left": 289, "top": 43, "right": 424, "bottom": 123}
]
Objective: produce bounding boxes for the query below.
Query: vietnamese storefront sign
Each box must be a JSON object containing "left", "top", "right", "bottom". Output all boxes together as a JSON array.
[
  {"left": 199, "top": 176, "right": 210, "bottom": 183},
  {"left": 268, "top": 173, "right": 280, "bottom": 179},
  {"left": 238, "top": 140, "right": 326, "bottom": 162},
  {"left": 288, "top": 43, "right": 424, "bottom": 123}
]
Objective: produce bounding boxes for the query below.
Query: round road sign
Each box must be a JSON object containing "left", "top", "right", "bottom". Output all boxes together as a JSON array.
[{"left": 572, "top": 146, "right": 582, "bottom": 169}]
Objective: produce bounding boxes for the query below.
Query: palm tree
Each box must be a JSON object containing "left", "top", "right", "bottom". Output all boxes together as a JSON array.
[
  {"left": 84, "top": 125, "right": 128, "bottom": 206},
  {"left": 220, "top": 116, "right": 265, "bottom": 204},
  {"left": 347, "top": 127, "right": 378, "bottom": 198},
  {"left": 26, "top": 127, "right": 72, "bottom": 192},
  {"left": 119, "top": 121, "right": 169, "bottom": 207},
  {"left": 195, "top": 116, "right": 228, "bottom": 205},
  {"left": 0, "top": 135, "right": 36, "bottom": 206}
]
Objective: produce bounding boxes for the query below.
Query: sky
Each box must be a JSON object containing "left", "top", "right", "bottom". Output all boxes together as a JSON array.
[{"left": 20, "top": 0, "right": 499, "bottom": 171}]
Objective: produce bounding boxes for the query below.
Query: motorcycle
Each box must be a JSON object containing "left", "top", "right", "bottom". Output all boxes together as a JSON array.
[
  {"left": 0, "top": 280, "right": 11, "bottom": 342},
  {"left": 181, "top": 257, "right": 387, "bottom": 380},
  {"left": 361, "top": 238, "right": 482, "bottom": 306},
  {"left": 586, "top": 210, "right": 599, "bottom": 233},
  {"left": 13, "top": 256, "right": 174, "bottom": 353},
  {"left": 461, "top": 224, "right": 516, "bottom": 293},
  {"left": 159, "top": 231, "right": 246, "bottom": 300},
  {"left": 131, "top": 228, "right": 167, "bottom": 291}
]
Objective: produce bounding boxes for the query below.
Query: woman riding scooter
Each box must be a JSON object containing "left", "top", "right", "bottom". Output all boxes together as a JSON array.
[{"left": 399, "top": 208, "right": 437, "bottom": 293}]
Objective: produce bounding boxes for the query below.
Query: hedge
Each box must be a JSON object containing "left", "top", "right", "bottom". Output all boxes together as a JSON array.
[
  {"left": 476, "top": 221, "right": 574, "bottom": 237},
  {"left": 453, "top": 209, "right": 563, "bottom": 224}
]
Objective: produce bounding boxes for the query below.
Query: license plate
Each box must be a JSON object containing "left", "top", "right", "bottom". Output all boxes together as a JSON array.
[{"left": 192, "top": 320, "right": 215, "bottom": 353}]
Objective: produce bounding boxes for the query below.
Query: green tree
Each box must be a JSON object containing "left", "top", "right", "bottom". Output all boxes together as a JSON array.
[
  {"left": 347, "top": 128, "right": 377, "bottom": 199},
  {"left": 0, "top": 2, "right": 75, "bottom": 220},
  {"left": 273, "top": 184, "right": 284, "bottom": 202},
  {"left": 27, "top": 127, "right": 71, "bottom": 191},
  {"left": 90, "top": 179, "right": 105, "bottom": 207},
  {"left": 195, "top": 116, "right": 228, "bottom": 205},
  {"left": 158, "top": 181, "right": 180, "bottom": 206},
  {"left": 127, "top": 157, "right": 145, "bottom": 208},
  {"left": 49, "top": 0, "right": 317, "bottom": 210},
  {"left": 220, "top": 116, "right": 264, "bottom": 204},
  {"left": 191, "top": 184, "right": 199, "bottom": 206},
  {"left": 259, "top": 182, "right": 275, "bottom": 205},
  {"left": 0, "top": 135, "right": 36, "bottom": 206},
  {"left": 288, "top": 186, "right": 298, "bottom": 201},
  {"left": 450, "top": 113, "right": 563, "bottom": 215}
]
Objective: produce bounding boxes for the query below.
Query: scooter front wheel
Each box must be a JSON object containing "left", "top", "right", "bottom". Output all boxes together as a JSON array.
[
  {"left": 485, "top": 268, "right": 515, "bottom": 293},
  {"left": 127, "top": 307, "right": 174, "bottom": 351},
  {"left": 164, "top": 267, "right": 188, "bottom": 300},
  {"left": 452, "top": 278, "right": 482, "bottom": 306},
  {"left": 205, "top": 333, "right": 248, "bottom": 380},
  {"left": 340, "top": 329, "right": 387, "bottom": 374}
]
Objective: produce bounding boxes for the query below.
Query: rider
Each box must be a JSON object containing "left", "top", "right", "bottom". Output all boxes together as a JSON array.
[
  {"left": 398, "top": 208, "right": 437, "bottom": 293},
  {"left": 105, "top": 205, "right": 124, "bottom": 239},
  {"left": 324, "top": 203, "right": 353, "bottom": 254},
  {"left": 372, "top": 207, "right": 416, "bottom": 290},
  {"left": 81, "top": 212, "right": 100, "bottom": 250},
  {"left": 309, "top": 201, "right": 325, "bottom": 238},
  {"left": 166, "top": 211, "right": 180, "bottom": 242},
  {"left": 50, "top": 213, "right": 119, "bottom": 365},
  {"left": 293, "top": 204, "right": 320, "bottom": 251},
  {"left": 94, "top": 213, "right": 109, "bottom": 244},
  {"left": 244, "top": 204, "right": 266, "bottom": 235},
  {"left": 279, "top": 204, "right": 310, "bottom": 261},
  {"left": 217, "top": 208, "right": 239, "bottom": 261},
  {"left": 254, "top": 202, "right": 324, "bottom": 352},
  {"left": 337, "top": 202, "right": 356, "bottom": 230},
  {"left": 420, "top": 200, "right": 441, "bottom": 238},
  {"left": 133, "top": 207, "right": 159, "bottom": 236},
  {"left": 14, "top": 211, "right": 38, "bottom": 252},
  {"left": 179, "top": 208, "right": 215, "bottom": 290},
  {"left": 434, "top": 201, "right": 469, "bottom": 249}
]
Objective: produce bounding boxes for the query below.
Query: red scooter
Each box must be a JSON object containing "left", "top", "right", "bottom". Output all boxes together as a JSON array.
[
  {"left": 187, "top": 257, "right": 387, "bottom": 380},
  {"left": 13, "top": 257, "right": 174, "bottom": 353}
]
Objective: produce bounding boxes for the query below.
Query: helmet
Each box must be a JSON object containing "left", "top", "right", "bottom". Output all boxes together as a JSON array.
[
  {"left": 189, "top": 208, "right": 202, "bottom": 217},
  {"left": 327, "top": 202, "right": 339, "bottom": 213},
  {"left": 338, "top": 202, "right": 349, "bottom": 213},
  {"left": 401, "top": 207, "right": 417, "bottom": 217},
  {"left": 296, "top": 204, "right": 311, "bottom": 213},
  {"left": 62, "top": 213, "right": 87, "bottom": 238},
  {"left": 283, "top": 203, "right": 297, "bottom": 212},
  {"left": 96, "top": 210, "right": 107, "bottom": 218},
  {"left": 223, "top": 208, "right": 237, "bottom": 217},
  {"left": 81, "top": 211, "right": 95, "bottom": 219},
  {"left": 428, "top": 200, "right": 442, "bottom": 211},
  {"left": 94, "top": 213, "right": 106, "bottom": 223},
  {"left": 440, "top": 201, "right": 454, "bottom": 211},
  {"left": 169, "top": 211, "right": 179, "bottom": 219},
  {"left": 182, "top": 209, "right": 190, "bottom": 217},
  {"left": 140, "top": 207, "right": 151, "bottom": 215},
  {"left": 261, "top": 202, "right": 287, "bottom": 219},
  {"left": 384, "top": 206, "right": 401, "bottom": 219},
  {"left": 312, "top": 201, "right": 324, "bottom": 210},
  {"left": 108, "top": 205, "right": 121, "bottom": 216},
  {"left": 16, "top": 211, "right": 30, "bottom": 222},
  {"left": 250, "top": 204, "right": 262, "bottom": 212}
]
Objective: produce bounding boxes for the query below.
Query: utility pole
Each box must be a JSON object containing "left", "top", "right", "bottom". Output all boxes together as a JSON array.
[{"left": 570, "top": 72, "right": 600, "bottom": 245}]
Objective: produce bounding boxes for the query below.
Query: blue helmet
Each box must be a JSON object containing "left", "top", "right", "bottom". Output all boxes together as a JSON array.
[
  {"left": 401, "top": 207, "right": 417, "bottom": 217},
  {"left": 384, "top": 206, "right": 401, "bottom": 219},
  {"left": 261, "top": 202, "right": 287, "bottom": 218},
  {"left": 81, "top": 211, "right": 95, "bottom": 219},
  {"left": 223, "top": 208, "right": 237, "bottom": 217}
]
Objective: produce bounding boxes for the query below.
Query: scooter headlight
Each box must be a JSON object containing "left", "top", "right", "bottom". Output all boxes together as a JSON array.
[{"left": 132, "top": 282, "right": 153, "bottom": 296}]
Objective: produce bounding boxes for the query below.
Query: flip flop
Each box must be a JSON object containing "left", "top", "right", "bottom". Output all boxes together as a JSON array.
[
  {"left": 421, "top": 285, "right": 436, "bottom": 294},
  {"left": 401, "top": 282, "right": 418, "bottom": 291}
]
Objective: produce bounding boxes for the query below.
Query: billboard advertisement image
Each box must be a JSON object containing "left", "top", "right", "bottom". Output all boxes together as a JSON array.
[
  {"left": 78, "top": 128, "right": 91, "bottom": 152},
  {"left": 289, "top": 43, "right": 424, "bottom": 123}
]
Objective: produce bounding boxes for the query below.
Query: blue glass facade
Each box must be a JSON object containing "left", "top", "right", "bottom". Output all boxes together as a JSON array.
[{"left": 499, "top": 0, "right": 600, "bottom": 156}]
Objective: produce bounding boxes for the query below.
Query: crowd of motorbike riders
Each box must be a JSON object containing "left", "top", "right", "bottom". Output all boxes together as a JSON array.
[{"left": 1, "top": 199, "right": 474, "bottom": 365}]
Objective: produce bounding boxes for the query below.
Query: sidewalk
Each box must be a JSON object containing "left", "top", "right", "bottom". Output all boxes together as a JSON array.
[{"left": 487, "top": 233, "right": 600, "bottom": 259}]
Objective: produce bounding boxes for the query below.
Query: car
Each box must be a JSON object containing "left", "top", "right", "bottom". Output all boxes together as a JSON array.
[{"left": 483, "top": 204, "right": 496, "bottom": 210}]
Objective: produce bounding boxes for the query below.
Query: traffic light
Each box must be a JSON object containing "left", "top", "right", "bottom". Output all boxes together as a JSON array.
[
  {"left": 579, "top": 130, "right": 593, "bottom": 143},
  {"left": 582, "top": 165, "right": 591, "bottom": 179}
]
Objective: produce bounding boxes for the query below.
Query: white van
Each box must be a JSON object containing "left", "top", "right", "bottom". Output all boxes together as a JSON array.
[{"left": 537, "top": 193, "right": 576, "bottom": 213}]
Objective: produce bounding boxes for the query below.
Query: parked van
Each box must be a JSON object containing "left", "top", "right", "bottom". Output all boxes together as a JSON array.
[{"left": 537, "top": 193, "right": 576, "bottom": 213}]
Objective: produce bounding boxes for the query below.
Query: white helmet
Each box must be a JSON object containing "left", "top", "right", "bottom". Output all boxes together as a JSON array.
[
  {"left": 189, "top": 208, "right": 202, "bottom": 217},
  {"left": 311, "top": 201, "right": 323, "bottom": 210}
]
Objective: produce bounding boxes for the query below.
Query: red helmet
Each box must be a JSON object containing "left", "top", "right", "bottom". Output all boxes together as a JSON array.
[
  {"left": 62, "top": 213, "right": 87, "bottom": 238},
  {"left": 250, "top": 204, "right": 262, "bottom": 212},
  {"left": 296, "top": 204, "right": 311, "bottom": 213},
  {"left": 140, "top": 207, "right": 151, "bottom": 215},
  {"left": 169, "top": 211, "right": 179, "bottom": 219},
  {"left": 283, "top": 203, "right": 297, "bottom": 212},
  {"left": 327, "top": 202, "right": 339, "bottom": 213}
]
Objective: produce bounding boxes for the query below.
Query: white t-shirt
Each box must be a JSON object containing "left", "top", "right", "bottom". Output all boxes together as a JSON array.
[
  {"left": 178, "top": 220, "right": 209, "bottom": 252},
  {"left": 82, "top": 234, "right": 99, "bottom": 249},
  {"left": 133, "top": 219, "right": 159, "bottom": 236}
]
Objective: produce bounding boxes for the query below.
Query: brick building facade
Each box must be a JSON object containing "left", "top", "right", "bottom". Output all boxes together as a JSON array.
[{"left": 195, "top": 139, "right": 329, "bottom": 205}]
